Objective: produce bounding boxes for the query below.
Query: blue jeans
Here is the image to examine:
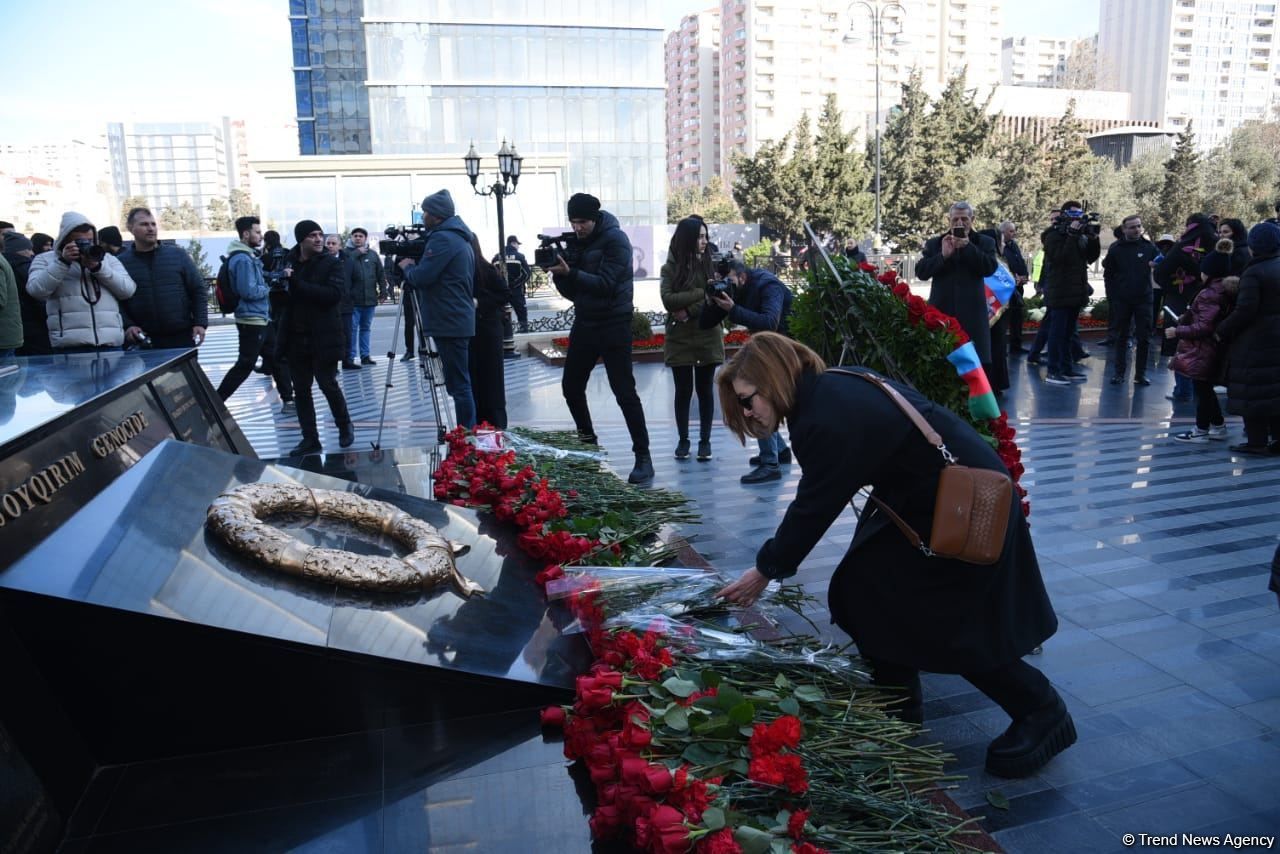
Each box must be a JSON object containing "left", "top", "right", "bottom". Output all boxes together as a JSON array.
[
  {"left": 434, "top": 336, "right": 476, "bottom": 429},
  {"left": 0, "top": 349, "right": 13, "bottom": 359},
  {"left": 350, "top": 305, "right": 375, "bottom": 360},
  {"left": 755, "top": 431, "right": 786, "bottom": 466}
]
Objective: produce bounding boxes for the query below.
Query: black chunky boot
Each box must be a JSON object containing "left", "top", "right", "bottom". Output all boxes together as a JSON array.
[{"left": 628, "top": 451, "right": 654, "bottom": 484}]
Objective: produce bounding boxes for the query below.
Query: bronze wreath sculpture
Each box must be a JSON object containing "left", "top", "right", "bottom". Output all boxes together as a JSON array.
[{"left": 206, "top": 483, "right": 483, "bottom": 598}]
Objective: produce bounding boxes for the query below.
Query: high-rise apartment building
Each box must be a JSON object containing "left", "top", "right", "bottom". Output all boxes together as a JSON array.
[
  {"left": 289, "top": 0, "right": 373, "bottom": 156},
  {"left": 666, "top": 11, "right": 721, "bottom": 189},
  {"left": 285, "top": 1, "right": 666, "bottom": 225},
  {"left": 106, "top": 120, "right": 236, "bottom": 213},
  {"left": 1002, "top": 36, "right": 1070, "bottom": 86},
  {"left": 1099, "top": 0, "right": 1280, "bottom": 150},
  {"left": 714, "top": 0, "right": 1003, "bottom": 182}
]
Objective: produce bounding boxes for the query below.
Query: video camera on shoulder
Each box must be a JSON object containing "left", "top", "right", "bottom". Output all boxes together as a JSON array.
[
  {"left": 379, "top": 224, "right": 429, "bottom": 263},
  {"left": 534, "top": 232, "right": 580, "bottom": 269},
  {"left": 1056, "top": 202, "right": 1103, "bottom": 237},
  {"left": 263, "top": 245, "right": 290, "bottom": 288}
]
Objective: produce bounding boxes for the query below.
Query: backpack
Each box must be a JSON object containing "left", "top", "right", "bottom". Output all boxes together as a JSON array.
[{"left": 214, "top": 249, "right": 251, "bottom": 315}]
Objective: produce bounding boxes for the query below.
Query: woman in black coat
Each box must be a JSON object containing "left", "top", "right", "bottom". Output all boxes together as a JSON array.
[
  {"left": 716, "top": 333, "right": 1073, "bottom": 779},
  {"left": 1215, "top": 222, "right": 1280, "bottom": 454},
  {"left": 468, "top": 235, "right": 508, "bottom": 429},
  {"left": 1216, "top": 218, "right": 1252, "bottom": 275}
]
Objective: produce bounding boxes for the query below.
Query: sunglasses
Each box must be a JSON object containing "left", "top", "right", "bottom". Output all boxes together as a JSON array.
[{"left": 737, "top": 390, "right": 760, "bottom": 410}]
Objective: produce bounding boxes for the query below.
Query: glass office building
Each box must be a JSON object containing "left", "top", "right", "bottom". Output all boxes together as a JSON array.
[
  {"left": 287, "top": 1, "right": 665, "bottom": 225},
  {"left": 290, "top": 0, "right": 374, "bottom": 156}
]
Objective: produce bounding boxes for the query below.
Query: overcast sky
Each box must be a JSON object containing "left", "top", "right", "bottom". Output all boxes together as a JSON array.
[{"left": 0, "top": 1, "right": 1101, "bottom": 144}]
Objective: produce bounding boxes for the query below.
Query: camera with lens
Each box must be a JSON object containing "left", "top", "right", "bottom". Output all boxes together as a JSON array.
[
  {"left": 263, "top": 245, "right": 290, "bottom": 289},
  {"left": 74, "top": 237, "right": 105, "bottom": 265},
  {"left": 1055, "top": 203, "right": 1103, "bottom": 237},
  {"left": 379, "top": 225, "right": 429, "bottom": 263},
  {"left": 534, "top": 232, "right": 579, "bottom": 269}
]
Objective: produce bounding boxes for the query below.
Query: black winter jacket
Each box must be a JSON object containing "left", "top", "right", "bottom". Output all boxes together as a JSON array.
[
  {"left": 755, "top": 368, "right": 1056, "bottom": 673},
  {"left": 279, "top": 247, "right": 346, "bottom": 363},
  {"left": 1102, "top": 237, "right": 1157, "bottom": 303},
  {"left": 117, "top": 243, "right": 208, "bottom": 336},
  {"left": 1041, "top": 226, "right": 1100, "bottom": 309},
  {"left": 698, "top": 267, "right": 792, "bottom": 334},
  {"left": 1216, "top": 251, "right": 1280, "bottom": 418},
  {"left": 553, "top": 210, "right": 634, "bottom": 324},
  {"left": 2, "top": 235, "right": 50, "bottom": 354}
]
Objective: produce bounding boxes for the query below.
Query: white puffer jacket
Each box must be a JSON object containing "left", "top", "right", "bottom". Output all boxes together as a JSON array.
[{"left": 26, "top": 211, "right": 136, "bottom": 349}]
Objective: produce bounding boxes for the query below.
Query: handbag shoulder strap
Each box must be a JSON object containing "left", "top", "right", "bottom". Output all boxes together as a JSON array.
[
  {"left": 827, "top": 368, "right": 953, "bottom": 463},
  {"left": 827, "top": 368, "right": 938, "bottom": 554}
]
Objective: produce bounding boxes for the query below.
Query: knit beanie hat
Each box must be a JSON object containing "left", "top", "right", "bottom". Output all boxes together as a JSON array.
[
  {"left": 567, "top": 193, "right": 601, "bottom": 220},
  {"left": 294, "top": 219, "right": 323, "bottom": 243},
  {"left": 1247, "top": 221, "right": 1280, "bottom": 256},
  {"left": 421, "top": 189, "right": 455, "bottom": 219},
  {"left": 1200, "top": 239, "right": 1233, "bottom": 281}
]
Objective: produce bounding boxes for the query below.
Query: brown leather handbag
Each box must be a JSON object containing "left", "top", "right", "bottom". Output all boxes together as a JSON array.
[{"left": 832, "top": 369, "right": 1014, "bottom": 565}]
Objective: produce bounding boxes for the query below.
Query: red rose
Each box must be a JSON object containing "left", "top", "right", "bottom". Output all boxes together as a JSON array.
[
  {"left": 589, "top": 804, "right": 623, "bottom": 840},
  {"left": 858, "top": 261, "right": 877, "bottom": 272},
  {"left": 787, "top": 809, "right": 810, "bottom": 839},
  {"left": 540, "top": 706, "right": 566, "bottom": 727},
  {"left": 906, "top": 295, "right": 927, "bottom": 322},
  {"left": 792, "top": 844, "right": 829, "bottom": 854},
  {"left": 578, "top": 686, "right": 615, "bottom": 711},
  {"left": 535, "top": 564, "right": 565, "bottom": 585},
  {"left": 697, "top": 828, "right": 743, "bottom": 854}
]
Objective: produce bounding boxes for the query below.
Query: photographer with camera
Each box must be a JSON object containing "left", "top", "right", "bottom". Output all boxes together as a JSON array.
[
  {"left": 698, "top": 256, "right": 793, "bottom": 484},
  {"left": 660, "top": 218, "right": 724, "bottom": 463},
  {"left": 1041, "top": 201, "right": 1102, "bottom": 386},
  {"left": 541, "top": 193, "right": 653, "bottom": 483},
  {"left": 117, "top": 207, "right": 207, "bottom": 350},
  {"left": 26, "top": 211, "right": 137, "bottom": 352},
  {"left": 917, "top": 202, "right": 999, "bottom": 374},
  {"left": 399, "top": 190, "right": 478, "bottom": 430},
  {"left": 278, "top": 220, "right": 355, "bottom": 455},
  {"left": 216, "top": 216, "right": 273, "bottom": 402}
]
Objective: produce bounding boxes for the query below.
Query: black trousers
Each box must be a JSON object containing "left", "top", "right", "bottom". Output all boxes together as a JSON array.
[
  {"left": 1109, "top": 300, "right": 1153, "bottom": 379},
  {"left": 288, "top": 347, "right": 350, "bottom": 440},
  {"left": 217, "top": 323, "right": 268, "bottom": 401},
  {"left": 470, "top": 313, "right": 508, "bottom": 429},
  {"left": 867, "top": 656, "right": 1055, "bottom": 722},
  {"left": 403, "top": 289, "right": 417, "bottom": 353},
  {"left": 261, "top": 319, "right": 294, "bottom": 402},
  {"left": 1007, "top": 288, "right": 1025, "bottom": 348},
  {"left": 340, "top": 311, "right": 353, "bottom": 362},
  {"left": 508, "top": 281, "right": 528, "bottom": 328},
  {"left": 671, "top": 363, "right": 717, "bottom": 441},
  {"left": 561, "top": 319, "right": 649, "bottom": 453},
  {"left": 1243, "top": 415, "right": 1280, "bottom": 446},
  {"left": 1192, "top": 380, "right": 1224, "bottom": 430},
  {"left": 151, "top": 330, "right": 196, "bottom": 349}
]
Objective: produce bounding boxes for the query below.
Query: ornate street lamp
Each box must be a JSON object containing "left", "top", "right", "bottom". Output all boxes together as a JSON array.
[{"left": 463, "top": 139, "right": 524, "bottom": 355}]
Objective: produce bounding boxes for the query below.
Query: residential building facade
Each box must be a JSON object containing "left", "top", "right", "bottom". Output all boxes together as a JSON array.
[
  {"left": 1001, "top": 36, "right": 1071, "bottom": 86},
  {"left": 1099, "top": 0, "right": 1280, "bottom": 149},
  {"left": 106, "top": 119, "right": 236, "bottom": 213},
  {"left": 666, "top": 11, "right": 721, "bottom": 189}
]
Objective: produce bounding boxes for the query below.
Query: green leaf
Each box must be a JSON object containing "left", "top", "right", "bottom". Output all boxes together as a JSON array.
[
  {"left": 739, "top": 725, "right": 756, "bottom": 737},
  {"left": 662, "top": 677, "right": 700, "bottom": 698},
  {"left": 701, "top": 807, "right": 726, "bottom": 831},
  {"left": 778, "top": 697, "right": 801, "bottom": 717},
  {"left": 794, "top": 684, "right": 825, "bottom": 703},
  {"left": 700, "top": 669, "right": 723, "bottom": 689},
  {"left": 733, "top": 825, "right": 776, "bottom": 854},
  {"left": 986, "top": 789, "right": 1010, "bottom": 810},
  {"left": 682, "top": 742, "right": 728, "bottom": 765},
  {"left": 727, "top": 758, "right": 750, "bottom": 775},
  {"left": 664, "top": 706, "right": 689, "bottom": 732},
  {"left": 716, "top": 685, "right": 745, "bottom": 710},
  {"left": 750, "top": 689, "right": 780, "bottom": 701},
  {"left": 728, "top": 701, "right": 756, "bottom": 726},
  {"left": 774, "top": 673, "right": 791, "bottom": 690}
]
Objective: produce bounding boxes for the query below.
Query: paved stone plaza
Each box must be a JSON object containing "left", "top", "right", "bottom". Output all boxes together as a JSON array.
[{"left": 202, "top": 315, "right": 1280, "bottom": 852}]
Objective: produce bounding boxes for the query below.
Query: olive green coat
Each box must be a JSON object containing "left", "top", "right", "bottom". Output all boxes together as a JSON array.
[{"left": 660, "top": 259, "right": 724, "bottom": 367}]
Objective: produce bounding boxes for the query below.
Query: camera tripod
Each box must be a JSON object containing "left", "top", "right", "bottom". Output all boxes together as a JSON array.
[{"left": 371, "top": 285, "right": 453, "bottom": 452}]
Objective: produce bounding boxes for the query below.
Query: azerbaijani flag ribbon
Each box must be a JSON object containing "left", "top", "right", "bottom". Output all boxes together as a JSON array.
[{"left": 947, "top": 341, "right": 1001, "bottom": 421}]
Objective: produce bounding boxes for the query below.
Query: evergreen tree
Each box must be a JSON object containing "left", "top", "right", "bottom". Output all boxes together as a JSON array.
[
  {"left": 1125, "top": 149, "right": 1169, "bottom": 236},
  {"left": 1040, "top": 100, "right": 1094, "bottom": 213},
  {"left": 175, "top": 200, "right": 202, "bottom": 231},
  {"left": 667, "top": 177, "right": 740, "bottom": 224},
  {"left": 119, "top": 195, "right": 150, "bottom": 228},
  {"left": 229, "top": 188, "right": 259, "bottom": 219},
  {"left": 731, "top": 133, "right": 801, "bottom": 239},
  {"left": 807, "top": 94, "right": 874, "bottom": 239},
  {"left": 206, "top": 196, "right": 234, "bottom": 231},
  {"left": 159, "top": 207, "right": 184, "bottom": 230},
  {"left": 987, "top": 134, "right": 1046, "bottom": 237},
  {"left": 1199, "top": 120, "right": 1280, "bottom": 221},
  {"left": 1158, "top": 122, "right": 1202, "bottom": 233},
  {"left": 186, "top": 239, "right": 213, "bottom": 279},
  {"left": 878, "top": 70, "right": 934, "bottom": 247},
  {"left": 786, "top": 112, "right": 816, "bottom": 230}
]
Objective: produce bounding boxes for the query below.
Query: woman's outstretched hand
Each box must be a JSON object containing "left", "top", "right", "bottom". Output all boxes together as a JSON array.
[{"left": 716, "top": 567, "right": 771, "bottom": 607}]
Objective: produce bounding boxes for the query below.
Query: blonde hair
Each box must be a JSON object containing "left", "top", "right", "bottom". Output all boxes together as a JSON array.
[{"left": 716, "top": 332, "right": 826, "bottom": 442}]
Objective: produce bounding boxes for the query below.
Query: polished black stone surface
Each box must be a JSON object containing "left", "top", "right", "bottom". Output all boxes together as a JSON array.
[
  {"left": 1, "top": 440, "right": 590, "bottom": 692},
  {"left": 58, "top": 710, "right": 594, "bottom": 854},
  {"left": 0, "top": 350, "right": 252, "bottom": 570}
]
